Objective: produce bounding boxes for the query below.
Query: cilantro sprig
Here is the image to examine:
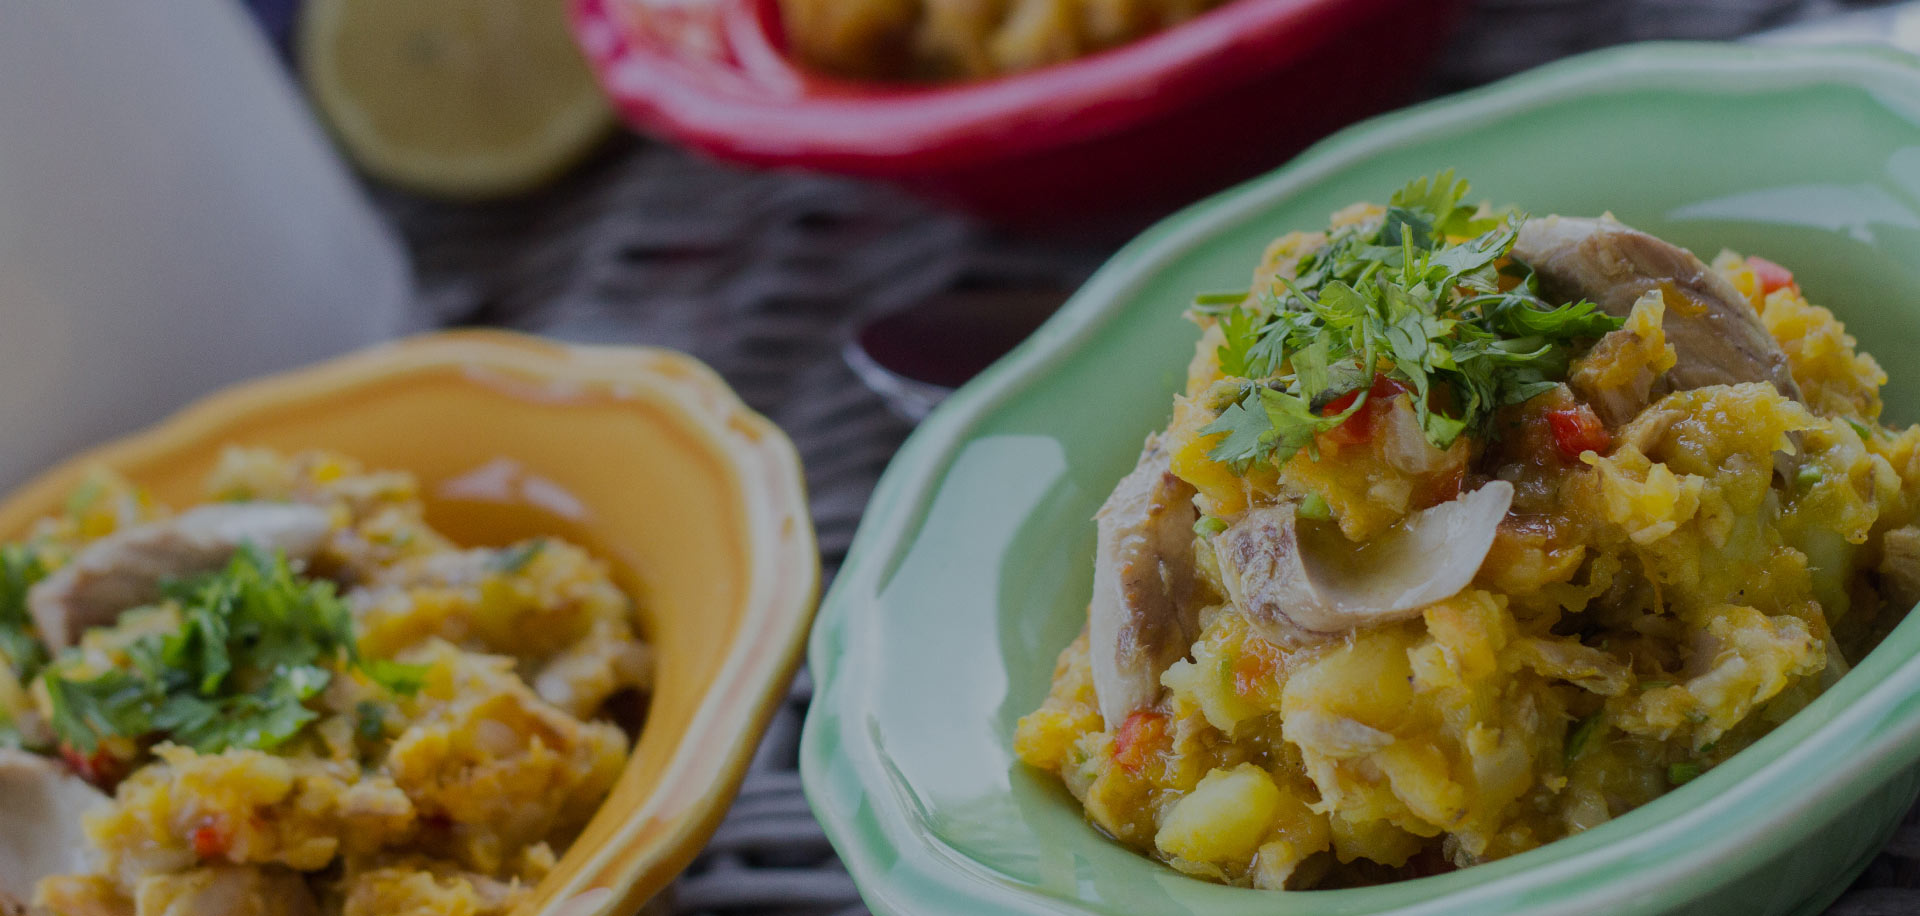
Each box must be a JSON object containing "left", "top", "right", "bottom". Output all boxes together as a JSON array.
[
  {"left": 0, "top": 544, "right": 49, "bottom": 681},
  {"left": 1198, "top": 172, "right": 1623, "bottom": 472},
  {"left": 43, "top": 546, "right": 422, "bottom": 755}
]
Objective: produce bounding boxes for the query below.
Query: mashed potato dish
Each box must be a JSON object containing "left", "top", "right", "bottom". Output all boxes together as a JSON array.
[
  {"left": 1015, "top": 174, "right": 1920, "bottom": 889},
  {"left": 0, "top": 450, "right": 652, "bottom": 915},
  {"left": 779, "top": 0, "right": 1226, "bottom": 81}
]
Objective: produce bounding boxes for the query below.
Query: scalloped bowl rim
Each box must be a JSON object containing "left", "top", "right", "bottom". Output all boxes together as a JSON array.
[
  {"left": 800, "top": 41, "right": 1920, "bottom": 916},
  {"left": 0, "top": 330, "right": 821, "bottom": 915}
]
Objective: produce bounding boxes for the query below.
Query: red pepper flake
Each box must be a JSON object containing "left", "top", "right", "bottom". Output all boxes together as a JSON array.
[
  {"left": 1111, "top": 710, "right": 1168, "bottom": 775},
  {"left": 1748, "top": 256, "right": 1796, "bottom": 296},
  {"left": 1321, "top": 375, "right": 1410, "bottom": 448},
  {"left": 1546, "top": 405, "right": 1609, "bottom": 461},
  {"left": 191, "top": 818, "right": 232, "bottom": 860}
]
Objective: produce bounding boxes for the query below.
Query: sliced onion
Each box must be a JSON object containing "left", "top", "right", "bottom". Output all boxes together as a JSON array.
[{"left": 1213, "top": 481, "right": 1513, "bottom": 645}]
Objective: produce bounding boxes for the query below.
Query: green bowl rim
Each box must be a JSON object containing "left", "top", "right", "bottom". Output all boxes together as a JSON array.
[{"left": 801, "top": 40, "right": 1920, "bottom": 916}]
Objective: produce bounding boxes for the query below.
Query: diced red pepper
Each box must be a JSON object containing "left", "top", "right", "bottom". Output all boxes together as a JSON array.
[
  {"left": 191, "top": 818, "right": 231, "bottom": 860},
  {"left": 1748, "top": 256, "right": 1796, "bottom": 296},
  {"left": 1111, "top": 710, "right": 1168, "bottom": 774},
  {"left": 59, "top": 743, "right": 124, "bottom": 789},
  {"left": 1546, "top": 405, "right": 1609, "bottom": 461},
  {"left": 1321, "top": 375, "right": 1410, "bottom": 447}
]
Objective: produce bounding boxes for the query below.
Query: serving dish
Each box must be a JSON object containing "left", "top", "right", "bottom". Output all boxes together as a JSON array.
[
  {"left": 799, "top": 42, "right": 1920, "bottom": 916},
  {"left": 567, "top": 0, "right": 1469, "bottom": 227},
  {"left": 0, "top": 330, "right": 820, "bottom": 915}
]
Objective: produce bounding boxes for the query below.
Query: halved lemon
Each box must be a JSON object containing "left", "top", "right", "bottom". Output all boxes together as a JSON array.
[{"left": 299, "top": 0, "right": 615, "bottom": 199}]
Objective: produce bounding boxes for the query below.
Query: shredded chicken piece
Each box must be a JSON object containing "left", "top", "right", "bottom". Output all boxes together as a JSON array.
[{"left": 27, "top": 503, "right": 330, "bottom": 650}]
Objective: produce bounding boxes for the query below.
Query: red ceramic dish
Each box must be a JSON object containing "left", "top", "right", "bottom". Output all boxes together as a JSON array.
[{"left": 570, "top": 0, "right": 1470, "bottom": 227}]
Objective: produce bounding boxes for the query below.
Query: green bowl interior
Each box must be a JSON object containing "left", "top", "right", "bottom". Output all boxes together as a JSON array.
[{"left": 804, "top": 42, "right": 1920, "bottom": 916}]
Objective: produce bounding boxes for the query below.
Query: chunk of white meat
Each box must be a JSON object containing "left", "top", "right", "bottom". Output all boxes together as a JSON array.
[
  {"left": 1879, "top": 525, "right": 1920, "bottom": 612},
  {"left": 533, "top": 622, "right": 656, "bottom": 719},
  {"left": 28, "top": 503, "right": 330, "bottom": 651},
  {"left": 0, "top": 749, "right": 110, "bottom": 911},
  {"left": 1087, "top": 436, "right": 1199, "bottom": 726},
  {"left": 1512, "top": 215, "right": 1802, "bottom": 402},
  {"left": 1211, "top": 481, "right": 1512, "bottom": 646}
]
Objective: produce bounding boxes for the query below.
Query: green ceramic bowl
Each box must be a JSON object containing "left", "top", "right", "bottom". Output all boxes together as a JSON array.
[{"left": 800, "top": 41, "right": 1920, "bottom": 916}]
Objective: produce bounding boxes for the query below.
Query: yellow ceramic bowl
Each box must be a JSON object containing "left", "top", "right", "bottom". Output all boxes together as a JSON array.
[{"left": 0, "top": 330, "right": 820, "bottom": 915}]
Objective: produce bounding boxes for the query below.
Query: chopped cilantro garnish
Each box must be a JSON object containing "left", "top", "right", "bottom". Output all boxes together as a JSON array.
[
  {"left": 0, "top": 544, "right": 48, "bottom": 680},
  {"left": 362, "top": 657, "right": 429, "bottom": 695},
  {"left": 1199, "top": 172, "right": 1623, "bottom": 473},
  {"left": 1668, "top": 762, "right": 1702, "bottom": 785},
  {"left": 43, "top": 546, "right": 416, "bottom": 755}
]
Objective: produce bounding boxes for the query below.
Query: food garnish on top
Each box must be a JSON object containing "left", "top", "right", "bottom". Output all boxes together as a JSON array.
[
  {"left": 0, "top": 449, "right": 651, "bottom": 916},
  {"left": 1017, "top": 174, "right": 1917, "bottom": 890}
]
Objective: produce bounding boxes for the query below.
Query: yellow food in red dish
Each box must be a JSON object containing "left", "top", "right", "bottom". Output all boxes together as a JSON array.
[
  {"left": 1016, "top": 175, "right": 1920, "bottom": 889},
  {"left": 779, "top": 0, "right": 1227, "bottom": 81}
]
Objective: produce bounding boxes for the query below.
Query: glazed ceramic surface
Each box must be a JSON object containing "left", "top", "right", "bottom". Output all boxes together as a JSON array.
[
  {"left": 801, "top": 42, "right": 1920, "bottom": 916},
  {"left": 0, "top": 331, "right": 820, "bottom": 916}
]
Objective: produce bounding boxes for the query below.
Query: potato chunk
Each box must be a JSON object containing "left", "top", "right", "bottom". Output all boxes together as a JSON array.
[{"left": 1154, "top": 764, "right": 1280, "bottom": 868}]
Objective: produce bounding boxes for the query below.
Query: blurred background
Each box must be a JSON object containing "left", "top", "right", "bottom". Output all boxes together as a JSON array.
[{"left": 5, "top": 0, "right": 1917, "bottom": 912}]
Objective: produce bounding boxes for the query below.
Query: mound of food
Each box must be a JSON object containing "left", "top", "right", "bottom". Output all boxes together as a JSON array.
[
  {"left": 778, "top": 0, "right": 1226, "bottom": 81},
  {"left": 1015, "top": 174, "right": 1920, "bottom": 889},
  {"left": 0, "top": 449, "right": 652, "bottom": 916}
]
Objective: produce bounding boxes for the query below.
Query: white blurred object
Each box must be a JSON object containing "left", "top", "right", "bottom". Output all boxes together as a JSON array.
[
  {"left": 0, "top": 0, "right": 411, "bottom": 489},
  {"left": 1750, "top": 1, "right": 1920, "bottom": 49}
]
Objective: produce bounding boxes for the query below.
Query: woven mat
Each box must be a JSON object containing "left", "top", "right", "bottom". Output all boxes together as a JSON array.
[{"left": 382, "top": 1, "right": 1915, "bottom": 912}]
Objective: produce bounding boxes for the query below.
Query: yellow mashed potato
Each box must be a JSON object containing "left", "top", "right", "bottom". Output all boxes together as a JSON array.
[
  {"left": 779, "top": 0, "right": 1226, "bottom": 81},
  {"left": 1016, "top": 197, "right": 1920, "bottom": 889},
  {"left": 4, "top": 450, "right": 651, "bottom": 915}
]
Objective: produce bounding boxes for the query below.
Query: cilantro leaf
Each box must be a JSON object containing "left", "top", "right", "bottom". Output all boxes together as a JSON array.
[
  {"left": 1204, "top": 384, "right": 1367, "bottom": 470},
  {"left": 1481, "top": 294, "right": 1622, "bottom": 339},
  {"left": 154, "top": 665, "right": 328, "bottom": 754},
  {"left": 46, "top": 667, "right": 154, "bottom": 754},
  {"left": 363, "top": 658, "right": 429, "bottom": 695},
  {"left": 1389, "top": 170, "right": 1471, "bottom": 224},
  {"left": 1201, "top": 395, "right": 1276, "bottom": 472},
  {"left": 0, "top": 544, "right": 48, "bottom": 680}
]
